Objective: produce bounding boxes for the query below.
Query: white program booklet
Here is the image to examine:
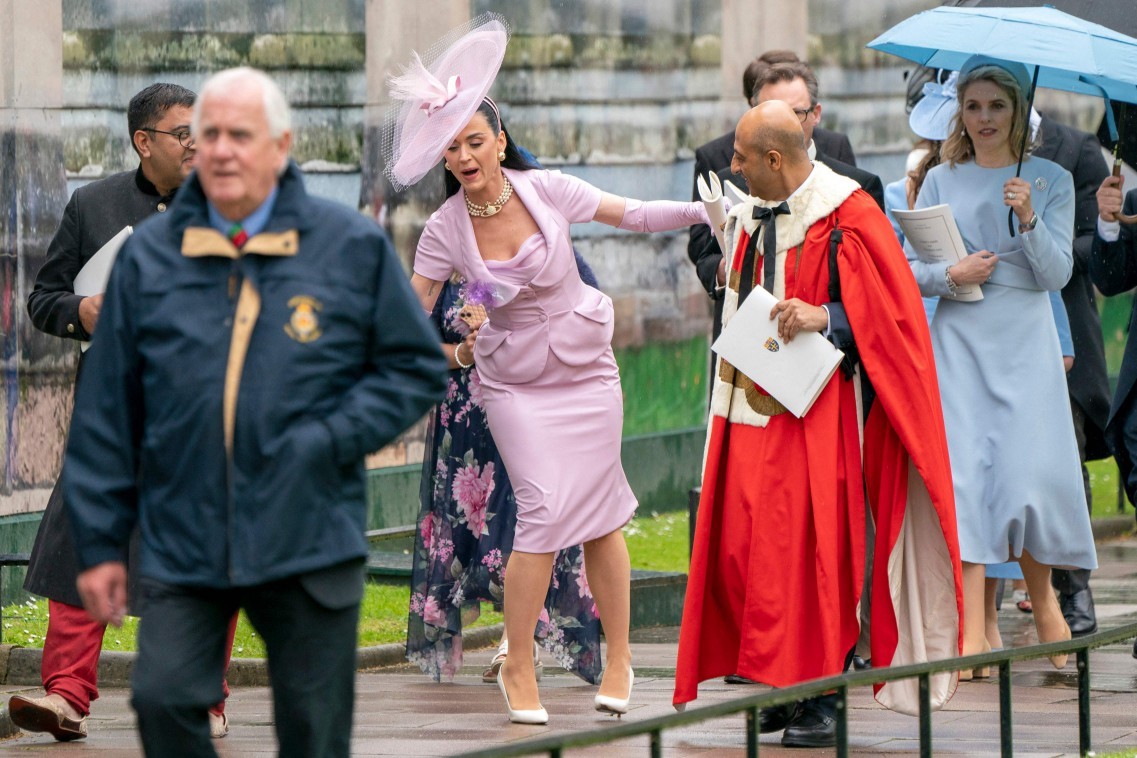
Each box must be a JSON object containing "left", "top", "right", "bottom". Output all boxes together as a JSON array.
[
  {"left": 74, "top": 225, "right": 132, "bottom": 296},
  {"left": 891, "top": 203, "right": 982, "bottom": 302},
  {"left": 712, "top": 285, "right": 844, "bottom": 418},
  {"left": 73, "top": 225, "right": 131, "bottom": 351},
  {"left": 696, "top": 172, "right": 730, "bottom": 253}
]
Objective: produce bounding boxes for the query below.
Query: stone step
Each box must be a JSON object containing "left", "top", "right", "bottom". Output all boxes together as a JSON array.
[{"left": 368, "top": 552, "right": 687, "bottom": 631}]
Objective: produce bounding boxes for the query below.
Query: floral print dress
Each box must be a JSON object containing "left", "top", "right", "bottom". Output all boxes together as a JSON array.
[{"left": 406, "top": 279, "right": 602, "bottom": 682}]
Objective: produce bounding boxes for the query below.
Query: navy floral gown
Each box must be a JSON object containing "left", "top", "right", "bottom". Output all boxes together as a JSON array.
[{"left": 406, "top": 277, "right": 603, "bottom": 683}]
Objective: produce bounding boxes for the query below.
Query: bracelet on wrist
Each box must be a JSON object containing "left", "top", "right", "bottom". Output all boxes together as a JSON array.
[
  {"left": 454, "top": 342, "right": 474, "bottom": 369},
  {"left": 944, "top": 267, "right": 959, "bottom": 296}
]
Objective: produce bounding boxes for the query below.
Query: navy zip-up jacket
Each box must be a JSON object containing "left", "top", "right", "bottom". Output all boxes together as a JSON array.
[{"left": 63, "top": 163, "right": 447, "bottom": 588}]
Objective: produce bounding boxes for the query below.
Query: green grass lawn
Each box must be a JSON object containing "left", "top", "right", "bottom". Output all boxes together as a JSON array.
[
  {"left": 0, "top": 585, "right": 504, "bottom": 656},
  {"left": 617, "top": 335, "right": 709, "bottom": 437},
  {"left": 1088, "top": 457, "right": 1134, "bottom": 519}
]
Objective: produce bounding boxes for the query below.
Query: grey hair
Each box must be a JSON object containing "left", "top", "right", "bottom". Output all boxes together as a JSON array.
[{"left": 191, "top": 67, "right": 292, "bottom": 139}]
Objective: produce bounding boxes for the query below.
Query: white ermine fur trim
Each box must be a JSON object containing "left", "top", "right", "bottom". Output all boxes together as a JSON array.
[{"left": 710, "top": 163, "right": 859, "bottom": 427}]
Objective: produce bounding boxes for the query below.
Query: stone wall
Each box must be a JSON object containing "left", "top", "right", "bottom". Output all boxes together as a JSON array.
[
  {"left": 9, "top": 0, "right": 1106, "bottom": 509},
  {"left": 2, "top": 0, "right": 68, "bottom": 512}
]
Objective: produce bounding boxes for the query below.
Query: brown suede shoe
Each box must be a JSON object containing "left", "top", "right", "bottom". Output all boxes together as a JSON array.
[{"left": 8, "top": 694, "right": 88, "bottom": 741}]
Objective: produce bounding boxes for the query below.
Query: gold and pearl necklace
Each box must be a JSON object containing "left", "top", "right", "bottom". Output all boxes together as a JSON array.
[{"left": 465, "top": 175, "right": 513, "bottom": 218}]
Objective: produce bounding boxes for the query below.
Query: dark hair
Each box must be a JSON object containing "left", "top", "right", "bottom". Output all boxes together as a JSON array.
[
  {"left": 751, "top": 61, "right": 819, "bottom": 108},
  {"left": 127, "top": 83, "right": 196, "bottom": 155},
  {"left": 444, "top": 99, "right": 540, "bottom": 197},
  {"left": 743, "top": 50, "right": 801, "bottom": 103}
]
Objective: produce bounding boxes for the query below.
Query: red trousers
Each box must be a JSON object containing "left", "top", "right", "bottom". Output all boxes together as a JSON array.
[{"left": 43, "top": 600, "right": 238, "bottom": 716}]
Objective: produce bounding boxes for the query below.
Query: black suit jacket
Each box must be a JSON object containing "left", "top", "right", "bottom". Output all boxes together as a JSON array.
[
  {"left": 1034, "top": 116, "right": 1112, "bottom": 459},
  {"left": 1091, "top": 189, "right": 1137, "bottom": 495},
  {"left": 22, "top": 166, "right": 172, "bottom": 607},
  {"left": 27, "top": 167, "right": 175, "bottom": 342}
]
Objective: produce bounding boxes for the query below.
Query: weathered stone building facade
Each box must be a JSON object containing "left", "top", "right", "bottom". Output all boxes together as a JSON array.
[{"left": 4, "top": 0, "right": 1105, "bottom": 521}]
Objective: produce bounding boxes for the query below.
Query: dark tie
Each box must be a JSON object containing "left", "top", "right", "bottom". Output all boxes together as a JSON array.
[
  {"left": 227, "top": 222, "right": 248, "bottom": 249},
  {"left": 738, "top": 201, "right": 791, "bottom": 305}
]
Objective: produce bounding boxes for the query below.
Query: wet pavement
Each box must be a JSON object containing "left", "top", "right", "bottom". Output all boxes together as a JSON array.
[{"left": 1, "top": 539, "right": 1135, "bottom": 756}]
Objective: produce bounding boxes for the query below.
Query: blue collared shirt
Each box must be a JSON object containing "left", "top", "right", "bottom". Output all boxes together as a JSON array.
[{"left": 207, "top": 185, "right": 280, "bottom": 240}]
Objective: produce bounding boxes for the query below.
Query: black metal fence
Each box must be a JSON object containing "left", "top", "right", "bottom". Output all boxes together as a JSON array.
[{"left": 455, "top": 621, "right": 1137, "bottom": 758}]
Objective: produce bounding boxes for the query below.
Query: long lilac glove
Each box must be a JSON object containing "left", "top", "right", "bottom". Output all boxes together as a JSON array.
[{"left": 618, "top": 199, "right": 710, "bottom": 233}]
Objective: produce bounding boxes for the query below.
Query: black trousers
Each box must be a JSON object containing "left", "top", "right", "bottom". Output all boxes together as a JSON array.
[
  {"left": 132, "top": 566, "right": 362, "bottom": 758},
  {"left": 1053, "top": 401, "right": 1094, "bottom": 595}
]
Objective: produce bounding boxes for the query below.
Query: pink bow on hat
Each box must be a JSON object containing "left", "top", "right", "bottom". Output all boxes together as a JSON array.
[
  {"left": 422, "top": 75, "right": 461, "bottom": 115},
  {"left": 390, "top": 53, "right": 463, "bottom": 117}
]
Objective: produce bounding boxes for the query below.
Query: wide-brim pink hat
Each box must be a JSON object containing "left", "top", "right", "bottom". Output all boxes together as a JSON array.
[{"left": 381, "top": 13, "right": 510, "bottom": 191}]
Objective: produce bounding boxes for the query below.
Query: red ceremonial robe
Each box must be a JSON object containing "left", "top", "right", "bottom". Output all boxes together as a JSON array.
[{"left": 674, "top": 183, "right": 963, "bottom": 714}]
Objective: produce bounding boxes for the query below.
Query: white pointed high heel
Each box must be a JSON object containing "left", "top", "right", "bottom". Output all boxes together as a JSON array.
[
  {"left": 594, "top": 666, "right": 635, "bottom": 716},
  {"left": 497, "top": 668, "right": 548, "bottom": 725}
]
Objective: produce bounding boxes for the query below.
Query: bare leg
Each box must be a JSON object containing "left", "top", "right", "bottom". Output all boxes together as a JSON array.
[
  {"left": 960, "top": 562, "right": 988, "bottom": 679},
  {"left": 984, "top": 577, "right": 1003, "bottom": 651},
  {"left": 500, "top": 551, "right": 554, "bottom": 711},
  {"left": 583, "top": 529, "right": 632, "bottom": 699},
  {"left": 1019, "top": 549, "right": 1071, "bottom": 669}
]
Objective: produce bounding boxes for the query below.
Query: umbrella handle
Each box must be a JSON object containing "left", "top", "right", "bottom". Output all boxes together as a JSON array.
[{"left": 1112, "top": 160, "right": 1137, "bottom": 225}]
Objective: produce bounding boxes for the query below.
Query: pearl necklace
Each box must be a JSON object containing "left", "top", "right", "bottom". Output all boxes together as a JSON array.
[{"left": 465, "top": 176, "right": 513, "bottom": 218}]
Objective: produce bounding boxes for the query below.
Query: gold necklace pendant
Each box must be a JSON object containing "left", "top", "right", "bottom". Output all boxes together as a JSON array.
[{"left": 466, "top": 176, "right": 513, "bottom": 218}]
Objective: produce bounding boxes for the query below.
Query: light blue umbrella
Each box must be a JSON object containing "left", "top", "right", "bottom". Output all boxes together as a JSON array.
[
  {"left": 867, "top": 5, "right": 1137, "bottom": 105},
  {"left": 869, "top": 4, "right": 1137, "bottom": 232}
]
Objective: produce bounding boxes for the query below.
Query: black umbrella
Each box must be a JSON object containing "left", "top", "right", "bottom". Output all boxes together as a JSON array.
[{"left": 947, "top": 0, "right": 1134, "bottom": 36}]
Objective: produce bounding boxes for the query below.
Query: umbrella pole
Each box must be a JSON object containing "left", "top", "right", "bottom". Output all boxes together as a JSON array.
[
  {"left": 1114, "top": 105, "right": 1137, "bottom": 225},
  {"left": 1009, "top": 65, "right": 1042, "bottom": 237}
]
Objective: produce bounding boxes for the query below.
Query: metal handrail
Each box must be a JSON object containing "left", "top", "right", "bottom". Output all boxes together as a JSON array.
[{"left": 455, "top": 621, "right": 1137, "bottom": 758}]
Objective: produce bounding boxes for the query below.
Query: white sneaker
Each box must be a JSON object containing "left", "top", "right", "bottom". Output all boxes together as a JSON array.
[{"left": 209, "top": 711, "right": 229, "bottom": 739}]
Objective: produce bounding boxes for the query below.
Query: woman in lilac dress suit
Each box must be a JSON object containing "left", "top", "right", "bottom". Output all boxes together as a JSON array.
[
  {"left": 384, "top": 15, "right": 709, "bottom": 726},
  {"left": 408, "top": 100, "right": 707, "bottom": 724}
]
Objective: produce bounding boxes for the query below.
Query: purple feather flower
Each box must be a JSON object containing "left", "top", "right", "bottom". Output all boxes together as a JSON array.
[{"left": 460, "top": 279, "right": 499, "bottom": 308}]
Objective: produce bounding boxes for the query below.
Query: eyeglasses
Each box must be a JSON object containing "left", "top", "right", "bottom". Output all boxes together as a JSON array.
[
  {"left": 792, "top": 107, "right": 816, "bottom": 124},
  {"left": 143, "top": 127, "right": 194, "bottom": 148}
]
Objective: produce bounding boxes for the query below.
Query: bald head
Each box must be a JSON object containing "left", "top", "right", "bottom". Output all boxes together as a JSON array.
[
  {"left": 739, "top": 101, "right": 809, "bottom": 165},
  {"left": 730, "top": 101, "right": 813, "bottom": 200}
]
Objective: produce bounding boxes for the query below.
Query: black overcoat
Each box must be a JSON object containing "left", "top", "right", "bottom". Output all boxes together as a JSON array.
[{"left": 24, "top": 167, "right": 173, "bottom": 607}]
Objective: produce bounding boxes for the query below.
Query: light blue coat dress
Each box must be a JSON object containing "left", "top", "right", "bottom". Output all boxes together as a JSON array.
[{"left": 905, "top": 157, "right": 1097, "bottom": 570}]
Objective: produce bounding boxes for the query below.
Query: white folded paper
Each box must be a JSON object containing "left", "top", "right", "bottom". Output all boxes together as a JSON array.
[
  {"left": 722, "top": 178, "right": 748, "bottom": 206},
  {"left": 74, "top": 225, "right": 131, "bottom": 351},
  {"left": 891, "top": 204, "right": 982, "bottom": 302},
  {"left": 74, "top": 225, "right": 132, "bottom": 297},
  {"left": 712, "top": 284, "right": 844, "bottom": 418},
  {"left": 696, "top": 172, "right": 729, "bottom": 253}
]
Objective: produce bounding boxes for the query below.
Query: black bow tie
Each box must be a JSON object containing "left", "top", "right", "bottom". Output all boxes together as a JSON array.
[{"left": 738, "top": 201, "right": 791, "bottom": 305}]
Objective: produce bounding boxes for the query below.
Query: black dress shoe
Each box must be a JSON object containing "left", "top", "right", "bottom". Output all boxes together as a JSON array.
[
  {"left": 781, "top": 708, "right": 836, "bottom": 748},
  {"left": 1059, "top": 587, "right": 1098, "bottom": 637},
  {"left": 759, "top": 703, "right": 798, "bottom": 733},
  {"left": 724, "top": 674, "right": 758, "bottom": 684},
  {"left": 852, "top": 655, "right": 872, "bottom": 670}
]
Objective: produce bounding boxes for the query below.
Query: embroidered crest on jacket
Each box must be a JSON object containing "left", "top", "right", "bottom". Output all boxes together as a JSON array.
[{"left": 285, "top": 295, "right": 323, "bottom": 343}]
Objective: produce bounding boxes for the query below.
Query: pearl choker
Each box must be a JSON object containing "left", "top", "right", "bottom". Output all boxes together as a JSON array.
[{"left": 465, "top": 176, "right": 513, "bottom": 218}]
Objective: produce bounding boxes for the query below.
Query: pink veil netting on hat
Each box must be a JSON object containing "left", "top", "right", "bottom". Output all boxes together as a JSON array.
[{"left": 379, "top": 12, "right": 511, "bottom": 192}]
